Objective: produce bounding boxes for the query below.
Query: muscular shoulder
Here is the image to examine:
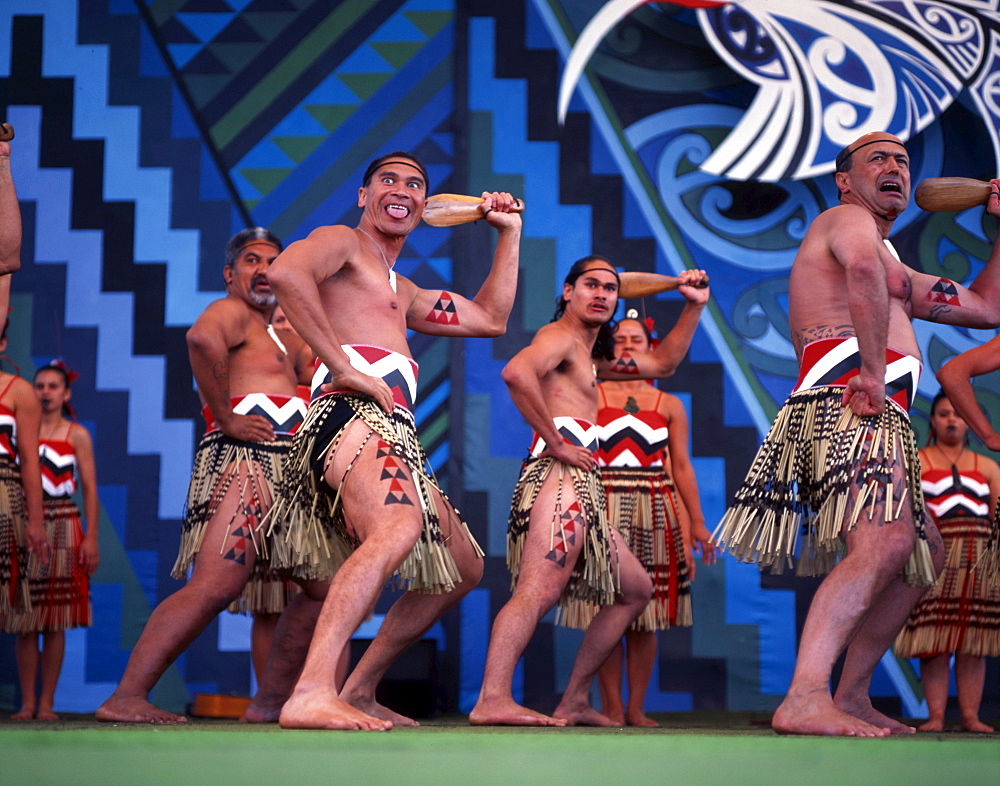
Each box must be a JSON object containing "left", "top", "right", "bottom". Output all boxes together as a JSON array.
[
  {"left": 533, "top": 321, "right": 578, "bottom": 359},
  {"left": 188, "top": 296, "right": 251, "bottom": 342}
]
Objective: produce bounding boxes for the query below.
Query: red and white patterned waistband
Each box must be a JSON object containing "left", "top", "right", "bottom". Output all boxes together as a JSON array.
[
  {"left": 311, "top": 344, "right": 419, "bottom": 412},
  {"left": 202, "top": 394, "right": 308, "bottom": 436},
  {"left": 529, "top": 417, "right": 599, "bottom": 457},
  {"left": 793, "top": 337, "right": 921, "bottom": 412}
]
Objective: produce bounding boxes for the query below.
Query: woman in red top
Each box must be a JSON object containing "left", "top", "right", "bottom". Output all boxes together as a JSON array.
[
  {"left": 582, "top": 316, "right": 714, "bottom": 726},
  {"left": 8, "top": 361, "right": 99, "bottom": 720},
  {"left": 895, "top": 392, "right": 1000, "bottom": 732}
]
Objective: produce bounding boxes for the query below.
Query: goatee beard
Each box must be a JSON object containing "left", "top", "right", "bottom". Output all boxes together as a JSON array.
[{"left": 249, "top": 290, "right": 277, "bottom": 307}]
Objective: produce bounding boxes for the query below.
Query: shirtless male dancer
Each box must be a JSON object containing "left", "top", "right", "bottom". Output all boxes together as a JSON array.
[
  {"left": 256, "top": 151, "right": 521, "bottom": 730},
  {"left": 470, "top": 255, "right": 709, "bottom": 726},
  {"left": 1, "top": 122, "right": 22, "bottom": 334},
  {"left": 713, "top": 131, "right": 1000, "bottom": 737},
  {"left": 97, "top": 228, "right": 314, "bottom": 723}
]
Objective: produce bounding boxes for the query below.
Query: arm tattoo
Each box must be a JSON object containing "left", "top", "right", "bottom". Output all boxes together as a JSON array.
[
  {"left": 610, "top": 351, "right": 640, "bottom": 375},
  {"left": 928, "top": 303, "right": 953, "bottom": 321},
  {"left": 212, "top": 360, "right": 229, "bottom": 380},
  {"left": 927, "top": 278, "right": 960, "bottom": 307},
  {"left": 425, "top": 291, "right": 460, "bottom": 325}
]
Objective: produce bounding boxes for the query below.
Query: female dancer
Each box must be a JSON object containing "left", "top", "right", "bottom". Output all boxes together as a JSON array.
[
  {"left": 0, "top": 329, "right": 47, "bottom": 717},
  {"left": 895, "top": 392, "right": 1000, "bottom": 732},
  {"left": 11, "top": 361, "right": 98, "bottom": 720},
  {"left": 592, "top": 315, "right": 714, "bottom": 726}
]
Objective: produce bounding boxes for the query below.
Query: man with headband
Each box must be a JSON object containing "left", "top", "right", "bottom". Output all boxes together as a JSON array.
[
  {"left": 256, "top": 151, "right": 520, "bottom": 730},
  {"left": 714, "top": 131, "right": 1000, "bottom": 736},
  {"left": 470, "top": 255, "right": 708, "bottom": 726},
  {"left": 97, "top": 228, "right": 316, "bottom": 723}
]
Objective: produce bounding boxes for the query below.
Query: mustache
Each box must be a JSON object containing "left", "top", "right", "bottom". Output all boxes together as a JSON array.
[{"left": 251, "top": 275, "right": 269, "bottom": 287}]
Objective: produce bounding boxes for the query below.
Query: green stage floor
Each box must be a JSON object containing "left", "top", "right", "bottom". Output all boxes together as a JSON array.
[{"left": 2, "top": 712, "right": 996, "bottom": 785}]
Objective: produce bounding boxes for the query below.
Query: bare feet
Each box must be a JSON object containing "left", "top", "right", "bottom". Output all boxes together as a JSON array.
[
  {"left": 11, "top": 705, "right": 35, "bottom": 721},
  {"left": 279, "top": 686, "right": 392, "bottom": 731},
  {"left": 469, "top": 697, "right": 568, "bottom": 727},
  {"left": 961, "top": 718, "right": 994, "bottom": 733},
  {"left": 773, "top": 692, "right": 890, "bottom": 737},
  {"left": 835, "top": 696, "right": 915, "bottom": 734},
  {"left": 554, "top": 705, "right": 619, "bottom": 727},
  {"left": 96, "top": 695, "right": 187, "bottom": 724},
  {"left": 36, "top": 708, "right": 59, "bottom": 722},
  {"left": 626, "top": 710, "right": 659, "bottom": 727},
  {"left": 917, "top": 717, "right": 945, "bottom": 732},
  {"left": 242, "top": 697, "right": 282, "bottom": 724},
  {"left": 346, "top": 696, "right": 419, "bottom": 727}
]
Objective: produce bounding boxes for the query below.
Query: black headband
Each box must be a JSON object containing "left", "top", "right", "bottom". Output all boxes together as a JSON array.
[
  {"left": 363, "top": 159, "right": 428, "bottom": 185},
  {"left": 835, "top": 138, "right": 907, "bottom": 171},
  {"left": 579, "top": 264, "right": 620, "bottom": 284}
]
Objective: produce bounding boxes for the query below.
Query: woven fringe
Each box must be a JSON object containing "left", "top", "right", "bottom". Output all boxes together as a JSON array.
[
  {"left": 978, "top": 503, "right": 1000, "bottom": 588},
  {"left": 895, "top": 515, "right": 1000, "bottom": 658},
  {"left": 170, "top": 431, "right": 291, "bottom": 581},
  {"left": 266, "top": 395, "right": 481, "bottom": 594},
  {"left": 0, "top": 457, "right": 32, "bottom": 633},
  {"left": 7, "top": 498, "right": 91, "bottom": 633},
  {"left": 507, "top": 457, "right": 618, "bottom": 619},
  {"left": 227, "top": 567, "right": 300, "bottom": 615},
  {"left": 560, "top": 467, "right": 691, "bottom": 631},
  {"left": 712, "top": 387, "right": 935, "bottom": 588}
]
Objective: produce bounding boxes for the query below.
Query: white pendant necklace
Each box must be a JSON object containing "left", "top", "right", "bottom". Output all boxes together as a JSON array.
[{"left": 357, "top": 227, "right": 397, "bottom": 293}]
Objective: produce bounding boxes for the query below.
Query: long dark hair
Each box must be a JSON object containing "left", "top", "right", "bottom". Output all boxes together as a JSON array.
[{"left": 552, "top": 255, "right": 619, "bottom": 361}]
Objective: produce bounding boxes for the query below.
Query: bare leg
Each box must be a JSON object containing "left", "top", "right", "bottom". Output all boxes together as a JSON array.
[
  {"left": 470, "top": 466, "right": 591, "bottom": 727},
  {"left": 772, "top": 471, "right": 921, "bottom": 737},
  {"left": 251, "top": 613, "right": 280, "bottom": 684},
  {"left": 553, "top": 529, "right": 652, "bottom": 726},
  {"left": 244, "top": 583, "right": 326, "bottom": 722},
  {"left": 596, "top": 641, "right": 625, "bottom": 725},
  {"left": 36, "top": 630, "right": 65, "bottom": 721},
  {"left": 834, "top": 521, "right": 944, "bottom": 734},
  {"left": 624, "top": 629, "right": 659, "bottom": 726},
  {"left": 955, "top": 653, "right": 992, "bottom": 732},
  {"left": 916, "top": 654, "right": 950, "bottom": 731},
  {"left": 341, "top": 498, "right": 483, "bottom": 727},
  {"left": 97, "top": 475, "right": 258, "bottom": 723},
  {"left": 278, "top": 424, "right": 430, "bottom": 731},
  {"left": 13, "top": 634, "right": 39, "bottom": 720}
]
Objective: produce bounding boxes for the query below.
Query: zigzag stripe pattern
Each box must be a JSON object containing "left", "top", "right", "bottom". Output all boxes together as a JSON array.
[
  {"left": 529, "top": 417, "right": 599, "bottom": 457},
  {"left": 39, "top": 442, "right": 77, "bottom": 499},
  {"left": 201, "top": 394, "right": 308, "bottom": 436},
  {"left": 597, "top": 413, "right": 668, "bottom": 468},
  {"left": 793, "top": 337, "right": 921, "bottom": 412},
  {"left": 922, "top": 468, "right": 992, "bottom": 519},
  {"left": 0, "top": 413, "right": 15, "bottom": 459},
  {"left": 312, "top": 345, "right": 420, "bottom": 412}
]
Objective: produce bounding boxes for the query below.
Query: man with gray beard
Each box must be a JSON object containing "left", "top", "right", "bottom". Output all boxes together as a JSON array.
[{"left": 98, "top": 228, "right": 315, "bottom": 723}]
